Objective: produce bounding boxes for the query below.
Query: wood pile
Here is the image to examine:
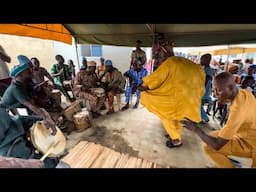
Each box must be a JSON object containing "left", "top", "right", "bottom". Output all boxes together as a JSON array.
[{"left": 61, "top": 141, "right": 169, "bottom": 168}]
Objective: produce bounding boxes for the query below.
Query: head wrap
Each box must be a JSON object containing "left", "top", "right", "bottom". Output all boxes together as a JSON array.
[
  {"left": 10, "top": 55, "right": 31, "bottom": 77},
  {"left": 105, "top": 59, "right": 113, "bottom": 66},
  {"left": 87, "top": 61, "right": 97, "bottom": 67},
  {"left": 82, "top": 57, "right": 87, "bottom": 62}
]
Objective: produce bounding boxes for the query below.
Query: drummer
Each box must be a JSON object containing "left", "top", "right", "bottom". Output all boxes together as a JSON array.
[
  {"left": 31, "top": 57, "right": 61, "bottom": 111},
  {"left": 51, "top": 54, "right": 74, "bottom": 102},
  {"left": 31, "top": 57, "right": 55, "bottom": 86},
  {"left": 74, "top": 60, "right": 105, "bottom": 118},
  {"left": 0, "top": 55, "right": 58, "bottom": 167}
]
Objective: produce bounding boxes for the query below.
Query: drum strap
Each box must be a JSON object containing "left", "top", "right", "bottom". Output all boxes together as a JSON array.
[
  {"left": 6, "top": 137, "right": 23, "bottom": 157},
  {"left": 6, "top": 136, "right": 37, "bottom": 158}
]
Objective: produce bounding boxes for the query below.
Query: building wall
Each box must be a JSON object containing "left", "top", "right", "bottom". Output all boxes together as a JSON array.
[
  {"left": 0, "top": 33, "right": 151, "bottom": 75},
  {"left": 53, "top": 38, "right": 79, "bottom": 71},
  {"left": 0, "top": 34, "right": 55, "bottom": 71},
  {"left": 102, "top": 45, "right": 134, "bottom": 73}
]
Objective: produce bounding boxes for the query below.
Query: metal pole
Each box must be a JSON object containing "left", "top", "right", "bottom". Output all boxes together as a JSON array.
[
  {"left": 74, "top": 37, "right": 80, "bottom": 71},
  {"left": 151, "top": 24, "right": 156, "bottom": 73},
  {"left": 225, "top": 45, "right": 231, "bottom": 72}
]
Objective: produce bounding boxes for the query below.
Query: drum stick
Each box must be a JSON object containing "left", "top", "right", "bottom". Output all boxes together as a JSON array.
[{"left": 40, "top": 141, "right": 60, "bottom": 161}]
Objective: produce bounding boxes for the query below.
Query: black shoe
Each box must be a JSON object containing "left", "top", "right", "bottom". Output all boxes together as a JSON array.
[
  {"left": 166, "top": 140, "right": 183, "bottom": 148},
  {"left": 165, "top": 134, "right": 171, "bottom": 139},
  {"left": 92, "top": 112, "right": 101, "bottom": 118},
  {"left": 100, "top": 105, "right": 107, "bottom": 110},
  {"left": 121, "top": 104, "right": 129, "bottom": 111},
  {"left": 106, "top": 109, "right": 115, "bottom": 115},
  {"left": 133, "top": 103, "right": 139, "bottom": 109}
]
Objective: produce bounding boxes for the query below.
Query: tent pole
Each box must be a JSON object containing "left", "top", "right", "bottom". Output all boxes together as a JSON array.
[
  {"left": 151, "top": 24, "right": 156, "bottom": 73},
  {"left": 224, "top": 45, "right": 231, "bottom": 72},
  {"left": 74, "top": 37, "right": 80, "bottom": 70}
]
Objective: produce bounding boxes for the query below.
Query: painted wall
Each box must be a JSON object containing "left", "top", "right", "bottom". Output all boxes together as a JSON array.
[
  {"left": 0, "top": 33, "right": 152, "bottom": 76},
  {"left": 0, "top": 34, "right": 55, "bottom": 71},
  {"left": 53, "top": 38, "right": 79, "bottom": 71},
  {"left": 102, "top": 45, "right": 133, "bottom": 73}
]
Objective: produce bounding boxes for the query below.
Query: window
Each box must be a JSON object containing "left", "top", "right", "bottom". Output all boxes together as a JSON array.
[{"left": 91, "top": 45, "right": 102, "bottom": 57}]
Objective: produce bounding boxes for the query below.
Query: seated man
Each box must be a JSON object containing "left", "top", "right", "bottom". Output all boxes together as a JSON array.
[
  {"left": 0, "top": 45, "right": 12, "bottom": 97},
  {"left": 0, "top": 155, "right": 44, "bottom": 168},
  {"left": 122, "top": 60, "right": 148, "bottom": 110},
  {"left": 181, "top": 72, "right": 256, "bottom": 168},
  {"left": 80, "top": 57, "right": 87, "bottom": 70},
  {"left": 101, "top": 60, "right": 125, "bottom": 114},
  {"left": 0, "top": 55, "right": 58, "bottom": 168},
  {"left": 74, "top": 61, "right": 105, "bottom": 117},
  {"left": 67, "top": 59, "right": 76, "bottom": 79},
  {"left": 31, "top": 57, "right": 61, "bottom": 112},
  {"left": 31, "top": 57, "right": 55, "bottom": 86},
  {"left": 51, "top": 54, "right": 74, "bottom": 102},
  {"left": 97, "top": 57, "right": 105, "bottom": 78}
]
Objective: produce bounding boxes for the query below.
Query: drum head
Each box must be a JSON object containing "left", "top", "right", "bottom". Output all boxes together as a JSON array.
[{"left": 30, "top": 121, "right": 66, "bottom": 157}]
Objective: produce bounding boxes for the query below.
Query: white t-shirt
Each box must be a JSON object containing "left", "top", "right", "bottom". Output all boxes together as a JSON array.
[{"left": 0, "top": 45, "right": 10, "bottom": 80}]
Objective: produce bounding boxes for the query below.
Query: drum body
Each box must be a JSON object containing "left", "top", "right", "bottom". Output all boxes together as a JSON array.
[
  {"left": 51, "top": 89, "right": 61, "bottom": 106},
  {"left": 73, "top": 110, "right": 90, "bottom": 130},
  {"left": 42, "top": 81, "right": 53, "bottom": 95},
  {"left": 63, "top": 101, "right": 81, "bottom": 121},
  {"left": 29, "top": 121, "right": 66, "bottom": 157},
  {"left": 90, "top": 88, "right": 105, "bottom": 97}
]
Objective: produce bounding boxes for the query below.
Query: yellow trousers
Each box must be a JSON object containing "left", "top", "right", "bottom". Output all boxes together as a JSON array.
[
  {"left": 203, "top": 131, "right": 256, "bottom": 168},
  {"left": 161, "top": 118, "right": 183, "bottom": 140}
]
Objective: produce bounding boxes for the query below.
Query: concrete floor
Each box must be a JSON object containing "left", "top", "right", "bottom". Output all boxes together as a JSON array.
[
  {"left": 17, "top": 96, "right": 252, "bottom": 168},
  {"left": 65, "top": 101, "right": 220, "bottom": 168}
]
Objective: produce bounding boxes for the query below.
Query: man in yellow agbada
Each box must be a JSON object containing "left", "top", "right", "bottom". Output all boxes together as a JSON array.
[
  {"left": 138, "top": 39, "right": 205, "bottom": 148},
  {"left": 181, "top": 72, "right": 256, "bottom": 168}
]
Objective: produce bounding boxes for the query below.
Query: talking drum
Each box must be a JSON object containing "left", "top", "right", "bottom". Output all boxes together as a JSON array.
[
  {"left": 73, "top": 110, "right": 90, "bottom": 130},
  {"left": 29, "top": 121, "right": 66, "bottom": 157},
  {"left": 63, "top": 100, "right": 81, "bottom": 121},
  {"left": 51, "top": 89, "right": 61, "bottom": 106},
  {"left": 90, "top": 88, "right": 105, "bottom": 97}
]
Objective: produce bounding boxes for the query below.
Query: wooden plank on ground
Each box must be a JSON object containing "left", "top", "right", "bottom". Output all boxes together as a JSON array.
[
  {"left": 100, "top": 150, "right": 121, "bottom": 168},
  {"left": 62, "top": 141, "right": 166, "bottom": 168},
  {"left": 90, "top": 147, "right": 112, "bottom": 168},
  {"left": 64, "top": 142, "right": 94, "bottom": 167},
  {"left": 62, "top": 141, "right": 88, "bottom": 164},
  {"left": 76, "top": 143, "right": 104, "bottom": 168},
  {"left": 114, "top": 153, "right": 129, "bottom": 168},
  {"left": 74, "top": 143, "right": 97, "bottom": 167},
  {"left": 124, "top": 156, "right": 137, "bottom": 168}
]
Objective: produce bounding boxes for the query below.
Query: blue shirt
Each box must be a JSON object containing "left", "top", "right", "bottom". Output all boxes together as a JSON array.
[{"left": 126, "top": 67, "right": 148, "bottom": 87}]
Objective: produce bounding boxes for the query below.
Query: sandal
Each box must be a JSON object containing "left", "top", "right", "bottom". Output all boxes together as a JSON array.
[
  {"left": 166, "top": 140, "right": 183, "bottom": 148},
  {"left": 106, "top": 110, "right": 114, "bottom": 115}
]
